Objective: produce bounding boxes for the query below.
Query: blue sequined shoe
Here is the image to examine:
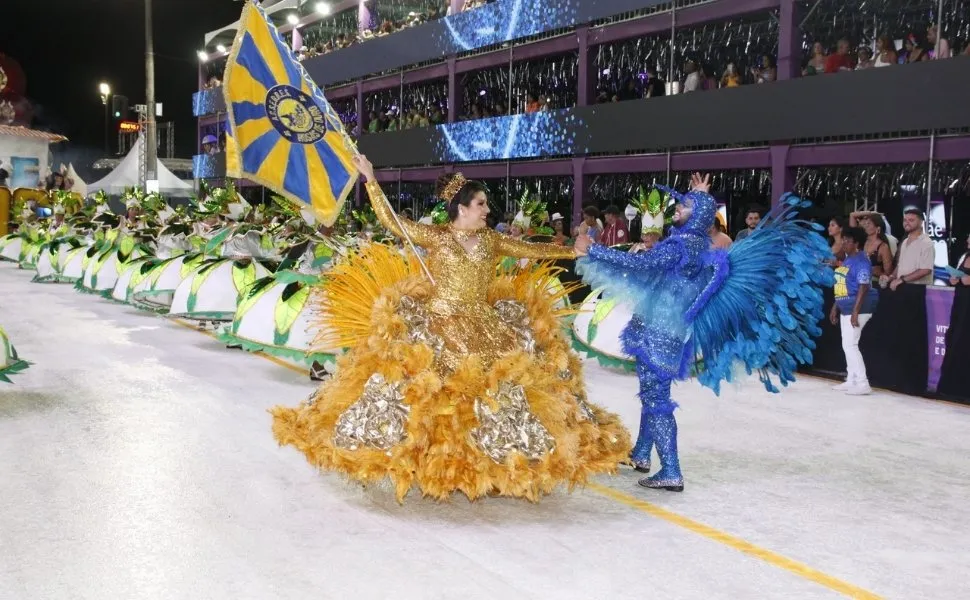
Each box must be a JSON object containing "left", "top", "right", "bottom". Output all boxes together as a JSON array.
[
  {"left": 630, "top": 457, "right": 651, "bottom": 473},
  {"left": 638, "top": 413, "right": 684, "bottom": 492},
  {"left": 638, "top": 472, "right": 684, "bottom": 492}
]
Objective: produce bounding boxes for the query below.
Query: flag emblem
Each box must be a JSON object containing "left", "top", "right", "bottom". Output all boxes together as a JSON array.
[{"left": 266, "top": 85, "right": 330, "bottom": 144}]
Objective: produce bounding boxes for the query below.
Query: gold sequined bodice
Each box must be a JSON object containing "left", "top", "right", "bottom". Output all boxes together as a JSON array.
[{"left": 366, "top": 181, "right": 574, "bottom": 317}]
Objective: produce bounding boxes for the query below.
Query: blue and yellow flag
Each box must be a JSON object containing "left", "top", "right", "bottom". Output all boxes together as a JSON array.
[{"left": 223, "top": 1, "right": 357, "bottom": 226}]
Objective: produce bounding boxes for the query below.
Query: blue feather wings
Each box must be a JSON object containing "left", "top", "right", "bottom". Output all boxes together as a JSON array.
[{"left": 691, "top": 194, "right": 834, "bottom": 394}]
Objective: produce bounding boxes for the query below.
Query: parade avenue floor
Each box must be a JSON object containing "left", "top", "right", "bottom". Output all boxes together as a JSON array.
[{"left": 1, "top": 264, "right": 968, "bottom": 600}]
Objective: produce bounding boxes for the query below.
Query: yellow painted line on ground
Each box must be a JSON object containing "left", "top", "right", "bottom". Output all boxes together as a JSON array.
[
  {"left": 167, "top": 316, "right": 881, "bottom": 599},
  {"left": 587, "top": 482, "right": 883, "bottom": 599}
]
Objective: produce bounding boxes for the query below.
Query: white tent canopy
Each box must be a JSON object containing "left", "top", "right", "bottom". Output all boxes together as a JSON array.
[{"left": 86, "top": 134, "right": 194, "bottom": 197}]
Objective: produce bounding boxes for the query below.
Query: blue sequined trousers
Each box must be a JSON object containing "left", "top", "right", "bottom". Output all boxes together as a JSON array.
[{"left": 633, "top": 340, "right": 682, "bottom": 483}]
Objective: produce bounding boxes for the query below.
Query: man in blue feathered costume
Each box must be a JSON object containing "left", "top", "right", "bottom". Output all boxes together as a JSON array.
[{"left": 575, "top": 173, "right": 832, "bottom": 492}]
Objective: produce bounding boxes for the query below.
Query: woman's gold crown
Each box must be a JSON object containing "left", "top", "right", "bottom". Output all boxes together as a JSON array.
[{"left": 441, "top": 173, "right": 467, "bottom": 203}]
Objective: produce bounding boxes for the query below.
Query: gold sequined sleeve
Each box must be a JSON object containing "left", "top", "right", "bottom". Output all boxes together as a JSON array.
[
  {"left": 492, "top": 230, "right": 577, "bottom": 260},
  {"left": 365, "top": 181, "right": 432, "bottom": 246}
]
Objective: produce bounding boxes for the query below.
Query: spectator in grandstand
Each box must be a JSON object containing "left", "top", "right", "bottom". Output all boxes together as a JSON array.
[
  {"left": 753, "top": 55, "right": 777, "bottom": 83},
  {"left": 851, "top": 212, "right": 894, "bottom": 281},
  {"left": 734, "top": 207, "right": 763, "bottom": 242},
  {"left": 927, "top": 24, "right": 951, "bottom": 59},
  {"left": 524, "top": 92, "right": 541, "bottom": 113},
  {"left": 683, "top": 60, "right": 702, "bottom": 92},
  {"left": 856, "top": 47, "right": 874, "bottom": 69},
  {"left": 600, "top": 205, "right": 629, "bottom": 246},
  {"left": 720, "top": 63, "right": 742, "bottom": 88},
  {"left": 873, "top": 35, "right": 898, "bottom": 67},
  {"left": 949, "top": 233, "right": 970, "bottom": 286},
  {"left": 644, "top": 68, "right": 666, "bottom": 98},
  {"left": 884, "top": 207, "right": 935, "bottom": 289},
  {"left": 830, "top": 226, "right": 878, "bottom": 395},
  {"left": 0, "top": 161, "right": 8, "bottom": 187},
  {"left": 825, "top": 38, "right": 855, "bottom": 73},
  {"left": 804, "top": 42, "right": 828, "bottom": 75},
  {"left": 616, "top": 78, "right": 640, "bottom": 101},
  {"left": 367, "top": 111, "right": 381, "bottom": 134},
  {"left": 202, "top": 134, "right": 219, "bottom": 155},
  {"left": 903, "top": 34, "right": 929, "bottom": 63}
]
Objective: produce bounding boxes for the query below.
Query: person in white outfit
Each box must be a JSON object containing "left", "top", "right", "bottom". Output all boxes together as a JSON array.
[{"left": 831, "top": 227, "right": 879, "bottom": 395}]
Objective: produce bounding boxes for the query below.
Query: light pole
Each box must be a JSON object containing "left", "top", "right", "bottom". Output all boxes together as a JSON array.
[
  {"left": 99, "top": 82, "right": 111, "bottom": 156},
  {"left": 145, "top": 0, "right": 158, "bottom": 190}
]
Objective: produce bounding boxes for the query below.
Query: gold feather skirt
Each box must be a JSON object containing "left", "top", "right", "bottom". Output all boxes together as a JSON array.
[{"left": 270, "top": 244, "right": 632, "bottom": 502}]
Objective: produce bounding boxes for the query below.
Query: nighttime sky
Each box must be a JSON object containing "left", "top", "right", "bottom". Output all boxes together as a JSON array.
[{"left": 1, "top": 0, "right": 241, "bottom": 173}]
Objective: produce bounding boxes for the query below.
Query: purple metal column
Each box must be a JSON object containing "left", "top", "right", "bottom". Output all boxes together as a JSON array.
[
  {"left": 450, "top": 0, "right": 463, "bottom": 15},
  {"left": 447, "top": 57, "right": 458, "bottom": 123},
  {"left": 776, "top": 0, "right": 800, "bottom": 80},
  {"left": 572, "top": 158, "right": 586, "bottom": 227},
  {"left": 292, "top": 27, "right": 303, "bottom": 53},
  {"left": 356, "top": 81, "right": 364, "bottom": 136},
  {"left": 576, "top": 27, "right": 593, "bottom": 107},
  {"left": 770, "top": 0, "right": 799, "bottom": 206},
  {"left": 770, "top": 144, "right": 794, "bottom": 205}
]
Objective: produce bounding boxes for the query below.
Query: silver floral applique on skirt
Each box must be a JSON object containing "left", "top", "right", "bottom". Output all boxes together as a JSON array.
[
  {"left": 333, "top": 374, "right": 410, "bottom": 451},
  {"left": 470, "top": 381, "right": 555, "bottom": 463}
]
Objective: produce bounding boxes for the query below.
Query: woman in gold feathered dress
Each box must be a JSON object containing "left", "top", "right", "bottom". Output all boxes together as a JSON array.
[{"left": 271, "top": 155, "right": 631, "bottom": 502}]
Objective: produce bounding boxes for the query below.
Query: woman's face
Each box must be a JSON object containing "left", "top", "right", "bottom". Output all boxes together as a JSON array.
[
  {"left": 553, "top": 220, "right": 564, "bottom": 233},
  {"left": 813, "top": 42, "right": 824, "bottom": 55},
  {"left": 861, "top": 217, "right": 877, "bottom": 236},
  {"left": 459, "top": 191, "right": 489, "bottom": 228},
  {"left": 828, "top": 219, "right": 842, "bottom": 237}
]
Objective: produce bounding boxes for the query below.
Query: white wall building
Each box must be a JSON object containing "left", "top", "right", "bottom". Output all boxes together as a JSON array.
[{"left": 0, "top": 124, "right": 66, "bottom": 189}]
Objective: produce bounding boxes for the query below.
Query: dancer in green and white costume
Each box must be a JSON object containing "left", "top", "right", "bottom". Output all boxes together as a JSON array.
[
  {"left": 166, "top": 191, "right": 276, "bottom": 324},
  {"left": 76, "top": 191, "right": 154, "bottom": 296},
  {"left": 0, "top": 326, "right": 29, "bottom": 383},
  {"left": 0, "top": 207, "right": 40, "bottom": 265},
  {"left": 218, "top": 204, "right": 353, "bottom": 380}
]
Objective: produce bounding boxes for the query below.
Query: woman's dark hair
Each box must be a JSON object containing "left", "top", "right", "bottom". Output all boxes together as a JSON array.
[
  {"left": 583, "top": 205, "right": 601, "bottom": 219},
  {"left": 435, "top": 173, "right": 487, "bottom": 222},
  {"left": 844, "top": 226, "right": 867, "bottom": 249},
  {"left": 865, "top": 213, "right": 891, "bottom": 247},
  {"left": 876, "top": 34, "right": 894, "bottom": 53},
  {"left": 829, "top": 215, "right": 848, "bottom": 235}
]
